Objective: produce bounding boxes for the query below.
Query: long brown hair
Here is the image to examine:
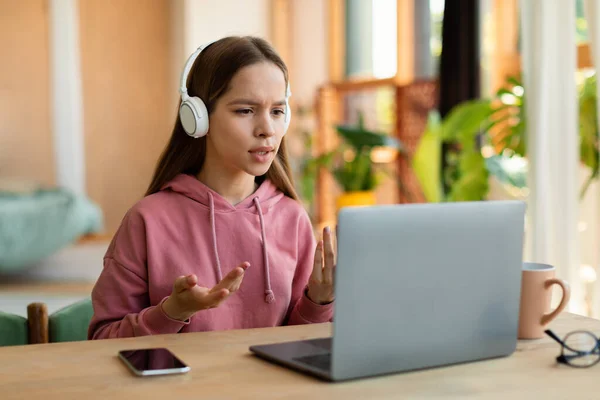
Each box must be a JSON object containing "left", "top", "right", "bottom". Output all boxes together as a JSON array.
[{"left": 145, "top": 36, "right": 299, "bottom": 201}]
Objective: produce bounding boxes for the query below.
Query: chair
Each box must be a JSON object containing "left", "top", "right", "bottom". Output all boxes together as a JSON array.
[
  {"left": 0, "top": 310, "right": 28, "bottom": 346},
  {"left": 28, "top": 303, "right": 49, "bottom": 344},
  {"left": 0, "top": 302, "right": 48, "bottom": 346},
  {"left": 1, "top": 299, "right": 94, "bottom": 345},
  {"left": 14, "top": 298, "right": 93, "bottom": 344},
  {"left": 48, "top": 297, "right": 93, "bottom": 343}
]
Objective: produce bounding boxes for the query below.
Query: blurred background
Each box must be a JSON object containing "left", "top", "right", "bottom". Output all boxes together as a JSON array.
[{"left": 1, "top": 0, "right": 599, "bottom": 321}]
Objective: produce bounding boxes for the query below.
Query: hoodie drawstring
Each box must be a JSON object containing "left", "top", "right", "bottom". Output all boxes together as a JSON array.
[
  {"left": 253, "top": 197, "right": 275, "bottom": 304},
  {"left": 207, "top": 193, "right": 274, "bottom": 304},
  {"left": 208, "top": 193, "right": 223, "bottom": 282}
]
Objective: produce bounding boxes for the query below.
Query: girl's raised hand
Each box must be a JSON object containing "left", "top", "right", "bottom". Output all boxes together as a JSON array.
[
  {"left": 307, "top": 226, "right": 335, "bottom": 305},
  {"left": 162, "top": 262, "right": 250, "bottom": 321}
]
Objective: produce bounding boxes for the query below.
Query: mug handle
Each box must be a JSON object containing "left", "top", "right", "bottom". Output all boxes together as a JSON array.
[{"left": 541, "top": 278, "right": 571, "bottom": 325}]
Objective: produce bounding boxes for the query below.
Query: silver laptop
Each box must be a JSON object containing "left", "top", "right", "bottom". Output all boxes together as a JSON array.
[{"left": 249, "top": 201, "right": 526, "bottom": 382}]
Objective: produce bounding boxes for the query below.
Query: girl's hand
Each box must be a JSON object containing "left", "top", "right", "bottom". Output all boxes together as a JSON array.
[
  {"left": 307, "top": 226, "right": 336, "bottom": 305},
  {"left": 162, "top": 262, "right": 250, "bottom": 321}
]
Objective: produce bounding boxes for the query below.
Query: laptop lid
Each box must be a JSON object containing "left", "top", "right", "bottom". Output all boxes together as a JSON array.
[{"left": 330, "top": 201, "right": 526, "bottom": 381}]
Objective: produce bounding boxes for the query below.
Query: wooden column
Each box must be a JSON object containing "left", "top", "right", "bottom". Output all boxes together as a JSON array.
[
  {"left": 395, "top": 0, "right": 420, "bottom": 202},
  {"left": 578, "top": 44, "right": 593, "bottom": 69},
  {"left": 328, "top": 0, "right": 345, "bottom": 82},
  {"left": 314, "top": 0, "right": 346, "bottom": 226},
  {"left": 492, "top": 0, "right": 520, "bottom": 93},
  {"left": 316, "top": 85, "right": 341, "bottom": 227},
  {"left": 396, "top": 0, "right": 415, "bottom": 85}
]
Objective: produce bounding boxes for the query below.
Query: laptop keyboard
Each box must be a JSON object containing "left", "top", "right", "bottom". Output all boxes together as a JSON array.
[
  {"left": 308, "top": 338, "right": 332, "bottom": 351},
  {"left": 293, "top": 353, "right": 332, "bottom": 371}
]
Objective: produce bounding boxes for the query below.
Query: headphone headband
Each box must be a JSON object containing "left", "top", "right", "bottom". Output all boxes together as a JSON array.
[
  {"left": 179, "top": 41, "right": 217, "bottom": 100},
  {"left": 178, "top": 39, "right": 291, "bottom": 138}
]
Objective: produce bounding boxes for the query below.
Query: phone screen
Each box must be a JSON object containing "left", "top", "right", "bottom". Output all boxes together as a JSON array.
[{"left": 118, "top": 348, "right": 190, "bottom": 376}]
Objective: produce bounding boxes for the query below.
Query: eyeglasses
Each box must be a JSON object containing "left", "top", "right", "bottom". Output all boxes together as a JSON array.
[{"left": 545, "top": 329, "right": 600, "bottom": 368}]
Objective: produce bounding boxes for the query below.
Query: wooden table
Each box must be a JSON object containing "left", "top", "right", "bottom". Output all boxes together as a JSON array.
[{"left": 1, "top": 313, "right": 598, "bottom": 399}]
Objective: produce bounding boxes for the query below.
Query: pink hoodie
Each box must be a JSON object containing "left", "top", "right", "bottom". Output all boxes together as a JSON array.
[{"left": 88, "top": 174, "right": 333, "bottom": 339}]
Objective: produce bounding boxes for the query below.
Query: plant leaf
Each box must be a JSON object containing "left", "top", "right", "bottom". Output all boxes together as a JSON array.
[
  {"left": 440, "top": 100, "right": 493, "bottom": 141},
  {"left": 335, "top": 125, "right": 403, "bottom": 150}
]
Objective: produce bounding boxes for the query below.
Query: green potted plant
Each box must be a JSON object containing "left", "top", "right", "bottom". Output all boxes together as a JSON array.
[
  {"left": 300, "top": 113, "right": 403, "bottom": 213},
  {"left": 439, "top": 74, "right": 599, "bottom": 201}
]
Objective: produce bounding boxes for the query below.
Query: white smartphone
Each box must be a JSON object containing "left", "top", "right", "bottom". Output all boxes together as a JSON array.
[{"left": 118, "top": 348, "right": 191, "bottom": 376}]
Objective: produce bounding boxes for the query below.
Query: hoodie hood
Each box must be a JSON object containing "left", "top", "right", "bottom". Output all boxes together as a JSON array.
[
  {"left": 161, "top": 173, "right": 285, "bottom": 213},
  {"left": 160, "top": 173, "right": 285, "bottom": 303}
]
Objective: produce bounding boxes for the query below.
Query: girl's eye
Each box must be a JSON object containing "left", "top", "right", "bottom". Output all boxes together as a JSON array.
[{"left": 235, "top": 109, "right": 253, "bottom": 115}]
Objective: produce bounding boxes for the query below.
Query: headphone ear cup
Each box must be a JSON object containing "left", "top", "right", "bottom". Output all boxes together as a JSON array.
[{"left": 179, "top": 96, "right": 209, "bottom": 138}]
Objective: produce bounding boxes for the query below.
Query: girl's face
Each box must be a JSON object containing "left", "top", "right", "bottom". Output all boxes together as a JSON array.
[{"left": 205, "top": 61, "right": 287, "bottom": 178}]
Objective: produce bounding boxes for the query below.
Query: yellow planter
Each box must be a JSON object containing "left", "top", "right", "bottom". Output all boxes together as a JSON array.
[{"left": 336, "top": 191, "right": 376, "bottom": 213}]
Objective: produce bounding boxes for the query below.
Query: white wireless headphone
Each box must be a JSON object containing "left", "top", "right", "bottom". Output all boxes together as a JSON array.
[{"left": 179, "top": 40, "right": 292, "bottom": 139}]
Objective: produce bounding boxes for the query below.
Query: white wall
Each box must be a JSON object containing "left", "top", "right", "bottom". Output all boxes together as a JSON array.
[
  {"left": 173, "top": 0, "right": 271, "bottom": 65},
  {"left": 49, "top": 0, "right": 86, "bottom": 196}
]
